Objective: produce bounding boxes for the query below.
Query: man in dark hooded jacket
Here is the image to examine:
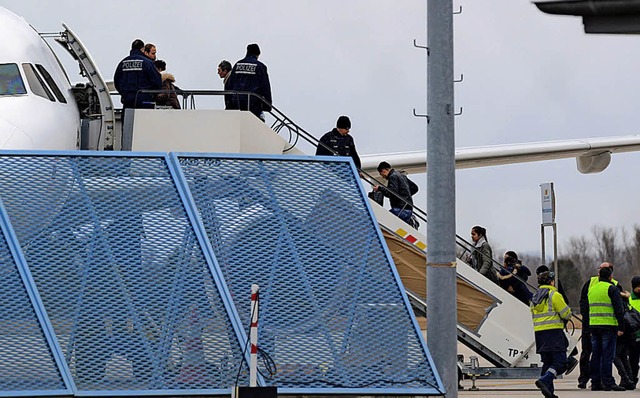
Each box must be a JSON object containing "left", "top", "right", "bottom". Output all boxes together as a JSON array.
[
  {"left": 373, "top": 161, "right": 415, "bottom": 225},
  {"left": 530, "top": 271, "right": 572, "bottom": 398},
  {"left": 226, "top": 43, "right": 272, "bottom": 119}
]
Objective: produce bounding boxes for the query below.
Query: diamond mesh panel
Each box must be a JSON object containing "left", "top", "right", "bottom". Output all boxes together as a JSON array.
[
  {"left": 179, "top": 156, "right": 439, "bottom": 393},
  {"left": 0, "top": 154, "right": 249, "bottom": 394},
  {"left": 0, "top": 209, "right": 67, "bottom": 393}
]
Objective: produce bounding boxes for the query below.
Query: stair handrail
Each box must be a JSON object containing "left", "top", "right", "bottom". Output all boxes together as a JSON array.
[
  {"left": 135, "top": 89, "right": 428, "bottom": 224},
  {"left": 136, "top": 89, "right": 547, "bottom": 297}
]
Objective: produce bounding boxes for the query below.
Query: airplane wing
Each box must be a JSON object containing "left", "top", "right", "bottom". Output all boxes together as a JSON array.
[{"left": 360, "top": 134, "right": 640, "bottom": 175}]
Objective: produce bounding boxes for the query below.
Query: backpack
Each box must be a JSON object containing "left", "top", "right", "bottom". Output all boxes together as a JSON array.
[
  {"left": 367, "top": 190, "right": 385, "bottom": 206},
  {"left": 408, "top": 178, "right": 419, "bottom": 196}
]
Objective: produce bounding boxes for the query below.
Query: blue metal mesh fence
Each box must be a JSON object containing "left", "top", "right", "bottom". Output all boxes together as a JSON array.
[
  {"left": 0, "top": 153, "right": 249, "bottom": 395},
  {"left": 0, "top": 151, "right": 442, "bottom": 396},
  {"left": 178, "top": 155, "right": 440, "bottom": 394},
  {"left": 0, "top": 207, "right": 68, "bottom": 394}
]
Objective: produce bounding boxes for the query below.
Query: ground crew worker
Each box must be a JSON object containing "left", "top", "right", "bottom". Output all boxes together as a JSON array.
[
  {"left": 588, "top": 266, "right": 626, "bottom": 391},
  {"left": 628, "top": 276, "right": 640, "bottom": 389},
  {"left": 530, "top": 271, "right": 572, "bottom": 398},
  {"left": 577, "top": 262, "right": 623, "bottom": 389}
]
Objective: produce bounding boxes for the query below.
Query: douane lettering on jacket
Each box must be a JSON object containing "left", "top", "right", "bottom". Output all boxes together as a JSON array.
[
  {"left": 328, "top": 138, "right": 351, "bottom": 155},
  {"left": 122, "top": 60, "right": 143, "bottom": 71},
  {"left": 236, "top": 63, "right": 257, "bottom": 74}
]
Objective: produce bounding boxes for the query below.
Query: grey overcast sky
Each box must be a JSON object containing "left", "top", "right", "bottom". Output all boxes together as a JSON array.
[{"left": 2, "top": 0, "right": 639, "bottom": 259}]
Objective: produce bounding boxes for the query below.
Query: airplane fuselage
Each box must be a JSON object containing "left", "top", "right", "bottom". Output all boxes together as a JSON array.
[{"left": 0, "top": 7, "right": 79, "bottom": 150}]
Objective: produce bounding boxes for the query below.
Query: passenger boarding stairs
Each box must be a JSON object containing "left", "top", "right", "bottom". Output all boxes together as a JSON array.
[
  {"left": 104, "top": 90, "right": 577, "bottom": 373},
  {"left": 370, "top": 204, "right": 578, "bottom": 371}
]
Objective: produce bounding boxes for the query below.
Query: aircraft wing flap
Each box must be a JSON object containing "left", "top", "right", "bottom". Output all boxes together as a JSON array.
[{"left": 361, "top": 134, "right": 640, "bottom": 175}]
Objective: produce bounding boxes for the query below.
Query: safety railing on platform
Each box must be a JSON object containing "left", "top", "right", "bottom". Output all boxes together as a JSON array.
[{"left": 135, "top": 89, "right": 429, "bottom": 226}]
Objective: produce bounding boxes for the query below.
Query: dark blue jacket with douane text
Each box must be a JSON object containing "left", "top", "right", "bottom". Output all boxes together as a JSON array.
[
  {"left": 226, "top": 55, "right": 272, "bottom": 117},
  {"left": 113, "top": 49, "right": 162, "bottom": 108}
]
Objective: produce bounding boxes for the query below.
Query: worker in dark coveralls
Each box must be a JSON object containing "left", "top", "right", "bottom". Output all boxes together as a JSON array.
[
  {"left": 315, "top": 116, "right": 361, "bottom": 170},
  {"left": 226, "top": 43, "right": 272, "bottom": 120},
  {"left": 114, "top": 39, "right": 162, "bottom": 109},
  {"left": 530, "top": 271, "right": 572, "bottom": 398}
]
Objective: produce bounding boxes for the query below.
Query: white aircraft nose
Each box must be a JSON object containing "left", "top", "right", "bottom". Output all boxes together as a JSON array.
[{"left": 0, "top": 118, "right": 33, "bottom": 149}]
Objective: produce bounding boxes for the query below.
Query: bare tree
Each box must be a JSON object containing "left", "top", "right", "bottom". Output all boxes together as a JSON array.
[
  {"left": 618, "top": 225, "right": 640, "bottom": 283},
  {"left": 559, "top": 237, "right": 595, "bottom": 309},
  {"left": 592, "top": 225, "right": 618, "bottom": 264},
  {"left": 562, "top": 235, "right": 594, "bottom": 276},
  {"left": 557, "top": 258, "right": 581, "bottom": 307},
  {"left": 630, "top": 225, "right": 640, "bottom": 274}
]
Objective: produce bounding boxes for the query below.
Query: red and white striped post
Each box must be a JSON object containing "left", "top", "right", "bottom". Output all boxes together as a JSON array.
[{"left": 249, "top": 284, "right": 259, "bottom": 387}]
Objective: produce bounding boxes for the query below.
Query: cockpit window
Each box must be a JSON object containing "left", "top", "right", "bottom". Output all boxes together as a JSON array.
[
  {"left": 0, "top": 63, "right": 27, "bottom": 95},
  {"left": 35, "top": 64, "right": 67, "bottom": 103},
  {"left": 22, "top": 63, "right": 55, "bottom": 101}
]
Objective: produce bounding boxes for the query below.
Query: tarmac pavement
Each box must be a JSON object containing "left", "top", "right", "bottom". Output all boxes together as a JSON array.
[
  {"left": 459, "top": 373, "right": 638, "bottom": 397},
  {"left": 457, "top": 329, "right": 637, "bottom": 397}
]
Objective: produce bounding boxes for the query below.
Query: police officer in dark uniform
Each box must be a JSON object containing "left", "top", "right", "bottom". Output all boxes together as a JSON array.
[
  {"left": 226, "top": 43, "right": 272, "bottom": 120},
  {"left": 113, "top": 39, "right": 162, "bottom": 109},
  {"left": 315, "top": 116, "right": 361, "bottom": 169}
]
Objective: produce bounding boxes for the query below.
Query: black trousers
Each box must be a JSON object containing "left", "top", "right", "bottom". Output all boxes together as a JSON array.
[
  {"left": 578, "top": 328, "right": 592, "bottom": 384},
  {"left": 629, "top": 340, "right": 640, "bottom": 384},
  {"left": 614, "top": 336, "right": 633, "bottom": 384}
]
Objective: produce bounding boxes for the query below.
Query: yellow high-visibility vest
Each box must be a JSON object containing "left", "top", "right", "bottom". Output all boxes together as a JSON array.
[
  {"left": 630, "top": 296, "right": 640, "bottom": 312},
  {"left": 589, "top": 275, "right": 618, "bottom": 288},
  {"left": 531, "top": 285, "right": 571, "bottom": 332},
  {"left": 588, "top": 281, "right": 617, "bottom": 327}
]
